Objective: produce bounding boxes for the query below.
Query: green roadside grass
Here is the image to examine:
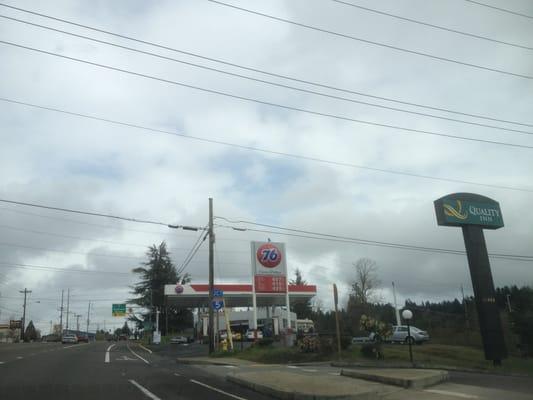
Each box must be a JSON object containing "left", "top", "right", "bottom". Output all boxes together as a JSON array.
[{"left": 218, "top": 343, "right": 533, "bottom": 375}]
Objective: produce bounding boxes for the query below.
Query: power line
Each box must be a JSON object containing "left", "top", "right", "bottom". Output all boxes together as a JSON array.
[
  {"left": 178, "top": 231, "right": 209, "bottom": 275},
  {"left": 214, "top": 219, "right": 533, "bottom": 261},
  {"left": 2, "top": 15, "right": 532, "bottom": 137},
  {"left": 0, "top": 198, "right": 205, "bottom": 230},
  {"left": 330, "top": 0, "right": 533, "bottom": 50},
  {"left": 464, "top": 0, "right": 533, "bottom": 20},
  {"left": 1, "top": 2, "right": 530, "bottom": 128},
  {"left": 4, "top": 41, "right": 532, "bottom": 150},
  {"left": 2, "top": 98, "right": 532, "bottom": 193},
  {"left": 177, "top": 225, "right": 208, "bottom": 274},
  {"left": 207, "top": 0, "right": 533, "bottom": 80},
  {"left": 0, "top": 261, "right": 131, "bottom": 276}
]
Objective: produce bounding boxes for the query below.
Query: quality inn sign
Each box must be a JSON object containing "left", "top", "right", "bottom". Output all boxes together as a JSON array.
[{"left": 435, "top": 194, "right": 503, "bottom": 229}]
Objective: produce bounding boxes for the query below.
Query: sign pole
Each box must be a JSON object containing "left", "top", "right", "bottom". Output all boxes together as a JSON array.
[
  {"left": 251, "top": 242, "right": 258, "bottom": 332},
  {"left": 434, "top": 192, "right": 507, "bottom": 364}
]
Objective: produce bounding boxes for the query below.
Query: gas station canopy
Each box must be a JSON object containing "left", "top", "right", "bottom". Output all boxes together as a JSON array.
[{"left": 164, "top": 283, "right": 317, "bottom": 308}]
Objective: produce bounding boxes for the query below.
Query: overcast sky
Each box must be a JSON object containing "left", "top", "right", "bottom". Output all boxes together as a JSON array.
[{"left": 1, "top": 0, "right": 532, "bottom": 334}]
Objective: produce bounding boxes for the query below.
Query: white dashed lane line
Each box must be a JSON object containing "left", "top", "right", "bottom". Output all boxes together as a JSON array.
[
  {"left": 424, "top": 389, "right": 479, "bottom": 399},
  {"left": 302, "top": 369, "right": 317, "bottom": 372}
]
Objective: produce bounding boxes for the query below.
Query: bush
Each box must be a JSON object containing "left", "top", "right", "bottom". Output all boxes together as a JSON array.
[
  {"left": 256, "top": 338, "right": 274, "bottom": 347},
  {"left": 360, "top": 342, "right": 384, "bottom": 360},
  {"left": 340, "top": 335, "right": 352, "bottom": 350}
]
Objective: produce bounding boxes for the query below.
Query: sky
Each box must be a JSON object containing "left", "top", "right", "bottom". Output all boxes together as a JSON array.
[{"left": 0, "top": 0, "right": 532, "bottom": 335}]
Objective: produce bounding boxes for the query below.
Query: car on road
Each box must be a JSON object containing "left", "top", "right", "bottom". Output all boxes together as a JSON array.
[
  {"left": 389, "top": 325, "right": 429, "bottom": 344},
  {"left": 170, "top": 335, "right": 188, "bottom": 344},
  {"left": 77, "top": 334, "right": 89, "bottom": 343},
  {"left": 245, "top": 329, "right": 263, "bottom": 341},
  {"left": 61, "top": 334, "right": 78, "bottom": 344}
]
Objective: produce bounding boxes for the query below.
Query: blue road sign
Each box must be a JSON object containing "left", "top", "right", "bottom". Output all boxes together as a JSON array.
[
  {"left": 212, "top": 300, "right": 223, "bottom": 310},
  {"left": 213, "top": 289, "right": 224, "bottom": 298}
]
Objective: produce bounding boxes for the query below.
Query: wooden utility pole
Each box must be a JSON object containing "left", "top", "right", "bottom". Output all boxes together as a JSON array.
[
  {"left": 59, "top": 289, "right": 64, "bottom": 334},
  {"left": 208, "top": 198, "right": 215, "bottom": 354},
  {"left": 86, "top": 302, "right": 91, "bottom": 336},
  {"left": 66, "top": 288, "right": 70, "bottom": 331},
  {"left": 333, "top": 284, "right": 341, "bottom": 360},
  {"left": 19, "top": 288, "right": 32, "bottom": 341}
]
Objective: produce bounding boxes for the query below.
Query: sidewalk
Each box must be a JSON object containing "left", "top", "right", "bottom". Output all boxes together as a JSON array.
[{"left": 176, "top": 355, "right": 256, "bottom": 366}]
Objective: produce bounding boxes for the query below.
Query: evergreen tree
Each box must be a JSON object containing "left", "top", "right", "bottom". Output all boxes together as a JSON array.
[{"left": 129, "top": 242, "right": 192, "bottom": 335}]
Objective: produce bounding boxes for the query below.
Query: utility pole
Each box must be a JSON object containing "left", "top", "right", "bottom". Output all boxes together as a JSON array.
[
  {"left": 66, "top": 288, "right": 70, "bottom": 331},
  {"left": 208, "top": 197, "right": 215, "bottom": 354},
  {"left": 506, "top": 294, "right": 512, "bottom": 313},
  {"left": 392, "top": 282, "right": 401, "bottom": 326},
  {"left": 59, "top": 289, "right": 64, "bottom": 334},
  {"left": 19, "top": 288, "right": 32, "bottom": 341},
  {"left": 461, "top": 285, "right": 470, "bottom": 345},
  {"left": 76, "top": 314, "right": 82, "bottom": 332},
  {"left": 86, "top": 302, "right": 91, "bottom": 336}
]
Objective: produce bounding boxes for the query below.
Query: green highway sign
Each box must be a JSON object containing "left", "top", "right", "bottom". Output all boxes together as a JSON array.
[
  {"left": 435, "top": 194, "right": 503, "bottom": 229},
  {"left": 112, "top": 303, "right": 126, "bottom": 317}
]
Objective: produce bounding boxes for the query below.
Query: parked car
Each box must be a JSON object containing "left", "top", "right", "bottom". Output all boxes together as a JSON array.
[
  {"left": 389, "top": 325, "right": 429, "bottom": 344},
  {"left": 232, "top": 332, "right": 242, "bottom": 341},
  {"left": 245, "top": 329, "right": 263, "bottom": 341},
  {"left": 61, "top": 334, "right": 78, "bottom": 344},
  {"left": 170, "top": 335, "right": 188, "bottom": 344},
  {"left": 77, "top": 334, "right": 89, "bottom": 343}
]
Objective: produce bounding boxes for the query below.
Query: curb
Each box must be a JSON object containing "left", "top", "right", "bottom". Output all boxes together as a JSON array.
[
  {"left": 341, "top": 369, "right": 448, "bottom": 389},
  {"left": 176, "top": 358, "right": 233, "bottom": 366},
  {"left": 331, "top": 362, "right": 530, "bottom": 378},
  {"left": 226, "top": 374, "right": 375, "bottom": 400}
]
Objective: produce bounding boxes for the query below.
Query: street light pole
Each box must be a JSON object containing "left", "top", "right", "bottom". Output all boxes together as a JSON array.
[{"left": 402, "top": 309, "right": 414, "bottom": 366}]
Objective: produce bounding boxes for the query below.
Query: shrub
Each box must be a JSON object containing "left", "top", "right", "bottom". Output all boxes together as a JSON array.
[{"left": 256, "top": 338, "right": 274, "bottom": 347}]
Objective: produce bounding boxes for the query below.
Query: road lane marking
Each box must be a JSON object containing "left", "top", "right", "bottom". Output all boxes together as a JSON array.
[
  {"left": 329, "top": 372, "right": 340, "bottom": 376},
  {"left": 424, "top": 389, "right": 479, "bottom": 399},
  {"left": 287, "top": 365, "right": 299, "bottom": 368},
  {"left": 16, "top": 356, "right": 23, "bottom": 359},
  {"left": 224, "top": 365, "right": 237, "bottom": 368},
  {"left": 190, "top": 379, "right": 248, "bottom": 400},
  {"left": 105, "top": 344, "right": 116, "bottom": 363},
  {"left": 129, "top": 379, "right": 162, "bottom": 400},
  {"left": 138, "top": 343, "right": 153, "bottom": 354},
  {"left": 302, "top": 369, "right": 317, "bottom": 372},
  {"left": 174, "top": 372, "right": 181, "bottom": 376},
  {"left": 127, "top": 343, "right": 150, "bottom": 364},
  {"left": 0, "top": 361, "right": 4, "bottom": 364}
]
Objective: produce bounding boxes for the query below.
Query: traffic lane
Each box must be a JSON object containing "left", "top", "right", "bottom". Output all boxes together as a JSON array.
[
  {"left": 0, "top": 341, "right": 63, "bottom": 361},
  {"left": 449, "top": 370, "right": 533, "bottom": 395},
  {"left": 120, "top": 342, "right": 276, "bottom": 400},
  {"left": 0, "top": 341, "right": 147, "bottom": 400}
]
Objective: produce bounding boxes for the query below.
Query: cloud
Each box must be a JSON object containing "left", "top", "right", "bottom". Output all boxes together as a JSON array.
[{"left": 1, "top": 0, "right": 532, "bottom": 333}]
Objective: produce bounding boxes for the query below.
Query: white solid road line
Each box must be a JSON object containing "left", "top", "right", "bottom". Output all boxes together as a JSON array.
[
  {"left": 138, "top": 343, "right": 153, "bottom": 354},
  {"left": 302, "top": 369, "right": 317, "bottom": 372},
  {"left": 16, "top": 356, "right": 23, "bottom": 359},
  {"left": 0, "top": 361, "right": 4, "bottom": 364},
  {"left": 105, "top": 344, "right": 116, "bottom": 363},
  {"left": 173, "top": 372, "right": 181, "bottom": 377},
  {"left": 190, "top": 379, "right": 248, "bottom": 400},
  {"left": 287, "top": 365, "right": 299, "bottom": 368},
  {"left": 127, "top": 343, "right": 150, "bottom": 364},
  {"left": 129, "top": 379, "right": 162, "bottom": 400},
  {"left": 424, "top": 389, "right": 479, "bottom": 399}
]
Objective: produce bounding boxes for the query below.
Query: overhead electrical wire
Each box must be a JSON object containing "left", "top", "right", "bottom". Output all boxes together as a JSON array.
[
  {"left": 0, "top": 2, "right": 530, "bottom": 128},
  {"left": 330, "top": 0, "right": 533, "bottom": 50},
  {"left": 464, "top": 0, "right": 533, "bottom": 19},
  {"left": 177, "top": 226, "right": 209, "bottom": 274},
  {"left": 2, "top": 42, "right": 533, "bottom": 151},
  {"left": 214, "top": 218, "right": 533, "bottom": 262},
  {"left": 2, "top": 98, "right": 532, "bottom": 193},
  {"left": 206, "top": 0, "right": 533, "bottom": 80},
  {"left": 0, "top": 198, "right": 205, "bottom": 230},
  {"left": 0, "top": 261, "right": 131, "bottom": 275},
  {"left": 1, "top": 15, "right": 532, "bottom": 136}
]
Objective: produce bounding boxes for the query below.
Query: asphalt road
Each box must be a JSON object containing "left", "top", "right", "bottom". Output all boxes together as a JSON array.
[{"left": 0, "top": 341, "right": 274, "bottom": 400}]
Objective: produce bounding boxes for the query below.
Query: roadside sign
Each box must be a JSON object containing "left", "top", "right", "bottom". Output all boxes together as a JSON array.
[
  {"left": 213, "top": 289, "right": 224, "bottom": 298},
  {"left": 153, "top": 331, "right": 161, "bottom": 344},
  {"left": 9, "top": 320, "right": 22, "bottom": 329},
  {"left": 212, "top": 300, "right": 223, "bottom": 310},
  {"left": 112, "top": 303, "right": 126, "bottom": 317}
]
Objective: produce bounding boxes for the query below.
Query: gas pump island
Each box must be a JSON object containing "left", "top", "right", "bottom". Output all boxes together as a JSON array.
[{"left": 434, "top": 193, "right": 507, "bottom": 365}]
